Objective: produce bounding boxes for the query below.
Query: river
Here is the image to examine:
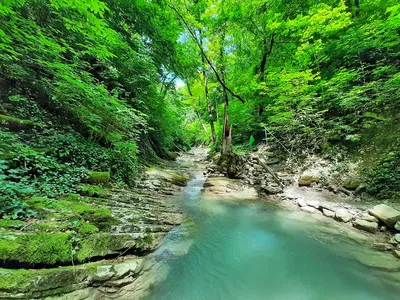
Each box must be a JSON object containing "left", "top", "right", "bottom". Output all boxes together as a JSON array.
[{"left": 142, "top": 160, "right": 400, "bottom": 300}]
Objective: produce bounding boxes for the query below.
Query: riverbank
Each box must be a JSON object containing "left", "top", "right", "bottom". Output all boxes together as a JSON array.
[
  {"left": 0, "top": 149, "right": 210, "bottom": 299},
  {"left": 203, "top": 147, "right": 400, "bottom": 270},
  {"left": 2, "top": 147, "right": 400, "bottom": 299}
]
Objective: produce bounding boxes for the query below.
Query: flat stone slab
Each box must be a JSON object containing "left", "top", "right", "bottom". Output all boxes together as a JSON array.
[
  {"left": 335, "top": 208, "right": 353, "bottom": 223},
  {"left": 368, "top": 204, "right": 400, "bottom": 227},
  {"left": 322, "top": 208, "right": 335, "bottom": 218},
  {"left": 353, "top": 219, "right": 378, "bottom": 234},
  {"left": 301, "top": 206, "right": 318, "bottom": 214}
]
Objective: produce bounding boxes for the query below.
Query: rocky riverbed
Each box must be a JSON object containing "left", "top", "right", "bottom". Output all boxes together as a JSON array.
[
  {"left": 204, "top": 147, "right": 400, "bottom": 268},
  {"left": 2, "top": 146, "right": 400, "bottom": 299},
  {"left": 0, "top": 149, "right": 210, "bottom": 299}
]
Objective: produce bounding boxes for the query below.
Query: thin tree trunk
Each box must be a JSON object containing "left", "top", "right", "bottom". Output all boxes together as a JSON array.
[
  {"left": 200, "top": 31, "right": 217, "bottom": 144},
  {"left": 355, "top": 0, "right": 360, "bottom": 17},
  {"left": 202, "top": 68, "right": 216, "bottom": 142},
  {"left": 220, "top": 48, "right": 232, "bottom": 155}
]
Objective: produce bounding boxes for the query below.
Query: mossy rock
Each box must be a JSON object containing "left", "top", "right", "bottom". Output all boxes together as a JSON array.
[
  {"left": 0, "top": 219, "right": 26, "bottom": 230},
  {"left": 78, "top": 184, "right": 108, "bottom": 198},
  {"left": 0, "top": 262, "right": 100, "bottom": 298},
  {"left": 343, "top": 178, "right": 362, "bottom": 191},
  {"left": 28, "top": 221, "right": 68, "bottom": 233},
  {"left": 25, "top": 196, "right": 118, "bottom": 231},
  {"left": 0, "top": 232, "right": 72, "bottom": 265},
  {"left": 146, "top": 168, "right": 189, "bottom": 186},
  {"left": 76, "top": 233, "right": 159, "bottom": 262},
  {"left": 78, "top": 223, "right": 99, "bottom": 235},
  {"left": 87, "top": 171, "right": 111, "bottom": 184},
  {"left": 298, "top": 175, "right": 321, "bottom": 187},
  {"left": 0, "top": 114, "right": 41, "bottom": 131}
]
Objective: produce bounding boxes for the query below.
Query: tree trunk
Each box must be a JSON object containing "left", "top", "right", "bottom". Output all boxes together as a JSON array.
[
  {"left": 221, "top": 99, "right": 232, "bottom": 155},
  {"left": 355, "top": 0, "right": 360, "bottom": 17},
  {"left": 220, "top": 48, "right": 232, "bottom": 155},
  {"left": 202, "top": 62, "right": 217, "bottom": 143}
]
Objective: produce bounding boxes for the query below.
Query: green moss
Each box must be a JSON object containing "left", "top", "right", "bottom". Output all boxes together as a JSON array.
[
  {"left": 76, "top": 233, "right": 114, "bottom": 261},
  {"left": 0, "top": 262, "right": 100, "bottom": 298},
  {"left": 79, "top": 223, "right": 99, "bottom": 235},
  {"left": 343, "top": 178, "right": 362, "bottom": 190},
  {"left": 0, "top": 219, "right": 26, "bottom": 229},
  {"left": 78, "top": 184, "right": 108, "bottom": 197},
  {"left": 298, "top": 175, "right": 320, "bottom": 187},
  {"left": 0, "top": 232, "right": 72, "bottom": 265},
  {"left": 62, "top": 193, "right": 81, "bottom": 202},
  {"left": 25, "top": 196, "right": 117, "bottom": 230},
  {"left": 146, "top": 168, "right": 189, "bottom": 186},
  {"left": 87, "top": 171, "right": 110, "bottom": 184},
  {"left": 29, "top": 221, "right": 68, "bottom": 232},
  {"left": 76, "top": 233, "right": 155, "bottom": 262},
  {"left": 56, "top": 200, "right": 118, "bottom": 231},
  {"left": 26, "top": 196, "right": 54, "bottom": 210},
  {"left": 0, "top": 114, "right": 38, "bottom": 131}
]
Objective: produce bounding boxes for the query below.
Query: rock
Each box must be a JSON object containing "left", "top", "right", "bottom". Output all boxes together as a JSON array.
[
  {"left": 92, "top": 266, "right": 115, "bottom": 282},
  {"left": 368, "top": 204, "right": 400, "bottom": 227},
  {"left": 395, "top": 234, "right": 400, "bottom": 243},
  {"left": 360, "top": 214, "right": 378, "bottom": 223},
  {"left": 307, "top": 200, "right": 320, "bottom": 209},
  {"left": 322, "top": 209, "right": 335, "bottom": 218},
  {"left": 395, "top": 221, "right": 400, "bottom": 231},
  {"left": 261, "top": 185, "right": 282, "bottom": 194},
  {"left": 265, "top": 158, "right": 281, "bottom": 165},
  {"left": 353, "top": 219, "right": 378, "bottom": 234},
  {"left": 342, "top": 178, "right": 362, "bottom": 191},
  {"left": 336, "top": 187, "right": 351, "bottom": 196},
  {"left": 297, "top": 199, "right": 307, "bottom": 207},
  {"left": 393, "top": 250, "right": 400, "bottom": 259},
  {"left": 335, "top": 208, "right": 353, "bottom": 223},
  {"left": 298, "top": 175, "right": 320, "bottom": 187},
  {"left": 389, "top": 237, "right": 398, "bottom": 245},
  {"left": 301, "top": 206, "right": 317, "bottom": 214},
  {"left": 87, "top": 171, "right": 111, "bottom": 184},
  {"left": 372, "top": 243, "right": 395, "bottom": 251}
]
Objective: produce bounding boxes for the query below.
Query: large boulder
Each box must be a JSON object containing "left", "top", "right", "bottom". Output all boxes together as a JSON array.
[
  {"left": 87, "top": 171, "right": 111, "bottom": 184},
  {"left": 368, "top": 204, "right": 400, "bottom": 227},
  {"left": 353, "top": 219, "right": 378, "bottom": 234}
]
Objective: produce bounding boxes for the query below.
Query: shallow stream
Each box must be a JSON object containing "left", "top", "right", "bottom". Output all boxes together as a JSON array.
[{"left": 143, "top": 158, "right": 400, "bottom": 300}]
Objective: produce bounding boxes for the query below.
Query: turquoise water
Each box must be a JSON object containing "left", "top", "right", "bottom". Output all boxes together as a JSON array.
[{"left": 144, "top": 176, "right": 400, "bottom": 300}]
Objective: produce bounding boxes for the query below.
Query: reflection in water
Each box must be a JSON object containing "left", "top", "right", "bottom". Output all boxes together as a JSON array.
[{"left": 144, "top": 175, "right": 400, "bottom": 300}]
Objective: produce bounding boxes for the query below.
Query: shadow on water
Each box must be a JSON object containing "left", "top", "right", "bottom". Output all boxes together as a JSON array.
[{"left": 143, "top": 172, "right": 400, "bottom": 300}]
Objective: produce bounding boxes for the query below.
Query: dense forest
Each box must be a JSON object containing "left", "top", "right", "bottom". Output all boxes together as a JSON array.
[{"left": 0, "top": 0, "right": 399, "bottom": 219}]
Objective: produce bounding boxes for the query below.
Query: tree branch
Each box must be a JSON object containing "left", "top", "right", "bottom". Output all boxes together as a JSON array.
[
  {"left": 169, "top": 3, "right": 245, "bottom": 104},
  {"left": 259, "top": 33, "right": 275, "bottom": 75}
]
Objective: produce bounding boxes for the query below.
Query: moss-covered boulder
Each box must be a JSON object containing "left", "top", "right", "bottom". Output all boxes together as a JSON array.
[
  {"left": 146, "top": 168, "right": 189, "bottom": 186},
  {"left": 343, "top": 178, "right": 362, "bottom": 191},
  {"left": 87, "top": 171, "right": 111, "bottom": 184},
  {"left": 298, "top": 175, "right": 320, "bottom": 187},
  {"left": 76, "top": 232, "right": 162, "bottom": 262},
  {"left": 0, "top": 262, "right": 100, "bottom": 299},
  {"left": 78, "top": 184, "right": 109, "bottom": 198},
  {"left": 25, "top": 196, "right": 118, "bottom": 231},
  {"left": 0, "top": 232, "right": 72, "bottom": 265}
]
